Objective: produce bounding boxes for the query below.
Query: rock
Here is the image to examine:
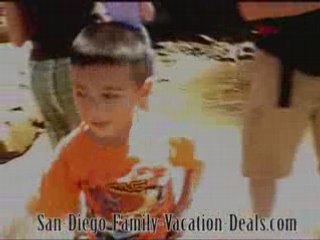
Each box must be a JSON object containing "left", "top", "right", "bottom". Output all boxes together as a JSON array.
[
  {"left": 155, "top": 38, "right": 253, "bottom": 64},
  {"left": 156, "top": 78, "right": 170, "bottom": 83},
  {"left": 31, "top": 119, "right": 45, "bottom": 129},
  {"left": 237, "top": 54, "right": 254, "bottom": 61},
  {"left": 9, "top": 107, "right": 23, "bottom": 112},
  {"left": 197, "top": 34, "right": 217, "bottom": 44},
  {"left": 153, "top": 43, "right": 166, "bottom": 50},
  {"left": 242, "top": 46, "right": 255, "bottom": 53},
  {"left": 236, "top": 41, "right": 255, "bottom": 60},
  {"left": 18, "top": 84, "right": 30, "bottom": 89},
  {"left": 218, "top": 57, "right": 236, "bottom": 62},
  {"left": 160, "top": 58, "right": 176, "bottom": 64},
  {"left": 157, "top": 51, "right": 169, "bottom": 56},
  {"left": 211, "top": 41, "right": 237, "bottom": 62},
  {"left": 0, "top": 111, "right": 44, "bottom": 163}
]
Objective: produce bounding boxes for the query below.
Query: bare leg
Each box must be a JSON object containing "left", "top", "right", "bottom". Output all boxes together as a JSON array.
[{"left": 249, "top": 178, "right": 276, "bottom": 218}]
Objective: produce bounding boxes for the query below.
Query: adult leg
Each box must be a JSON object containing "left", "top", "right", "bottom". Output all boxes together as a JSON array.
[
  {"left": 249, "top": 178, "right": 275, "bottom": 218},
  {"left": 242, "top": 50, "right": 308, "bottom": 217},
  {"left": 308, "top": 82, "right": 320, "bottom": 174},
  {"left": 54, "top": 58, "right": 80, "bottom": 130},
  {"left": 30, "top": 60, "right": 73, "bottom": 148}
]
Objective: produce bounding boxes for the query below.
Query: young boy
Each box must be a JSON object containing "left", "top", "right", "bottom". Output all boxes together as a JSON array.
[
  {"left": 22, "top": 22, "right": 202, "bottom": 239},
  {"left": 4, "top": 1, "right": 153, "bottom": 150}
]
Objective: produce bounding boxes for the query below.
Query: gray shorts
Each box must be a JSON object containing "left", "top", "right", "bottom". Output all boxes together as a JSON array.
[{"left": 30, "top": 58, "right": 79, "bottom": 147}]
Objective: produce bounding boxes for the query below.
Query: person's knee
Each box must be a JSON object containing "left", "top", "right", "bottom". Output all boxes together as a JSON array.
[{"left": 250, "top": 178, "right": 276, "bottom": 187}]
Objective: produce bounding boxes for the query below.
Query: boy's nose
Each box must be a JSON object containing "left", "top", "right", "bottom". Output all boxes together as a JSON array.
[{"left": 87, "top": 99, "right": 106, "bottom": 121}]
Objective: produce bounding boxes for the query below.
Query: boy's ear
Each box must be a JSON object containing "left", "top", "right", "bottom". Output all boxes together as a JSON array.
[
  {"left": 140, "top": 77, "right": 153, "bottom": 97},
  {"left": 138, "top": 77, "right": 153, "bottom": 111}
]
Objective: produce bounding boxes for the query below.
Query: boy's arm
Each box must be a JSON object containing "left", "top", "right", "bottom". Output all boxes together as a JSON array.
[
  {"left": 139, "top": 2, "right": 155, "bottom": 22},
  {"left": 169, "top": 137, "right": 203, "bottom": 216},
  {"left": 173, "top": 170, "right": 193, "bottom": 216},
  {"left": 173, "top": 162, "right": 203, "bottom": 216},
  {"left": 27, "top": 143, "right": 81, "bottom": 219},
  {"left": 239, "top": 2, "right": 320, "bottom": 21},
  {"left": 4, "top": 2, "right": 28, "bottom": 46}
]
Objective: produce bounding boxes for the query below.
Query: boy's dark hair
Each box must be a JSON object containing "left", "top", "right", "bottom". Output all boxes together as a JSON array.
[{"left": 70, "top": 22, "right": 154, "bottom": 86}]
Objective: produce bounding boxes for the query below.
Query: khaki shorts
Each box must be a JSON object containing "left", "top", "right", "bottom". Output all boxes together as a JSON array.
[{"left": 242, "top": 49, "right": 320, "bottom": 179}]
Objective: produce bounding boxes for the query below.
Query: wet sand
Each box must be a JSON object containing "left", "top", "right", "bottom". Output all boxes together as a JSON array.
[{"left": 0, "top": 42, "right": 319, "bottom": 239}]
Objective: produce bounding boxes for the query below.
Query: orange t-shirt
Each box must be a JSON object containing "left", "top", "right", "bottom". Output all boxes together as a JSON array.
[{"left": 28, "top": 126, "right": 175, "bottom": 239}]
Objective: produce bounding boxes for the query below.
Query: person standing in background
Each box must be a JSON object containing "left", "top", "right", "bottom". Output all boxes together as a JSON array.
[
  {"left": 5, "top": 1, "right": 155, "bottom": 148},
  {"left": 93, "top": 1, "right": 155, "bottom": 26},
  {"left": 5, "top": 0, "right": 94, "bottom": 148},
  {"left": 239, "top": 2, "right": 320, "bottom": 217}
]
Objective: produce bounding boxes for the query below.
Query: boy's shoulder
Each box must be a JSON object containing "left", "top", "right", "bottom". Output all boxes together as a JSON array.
[{"left": 53, "top": 125, "right": 88, "bottom": 161}]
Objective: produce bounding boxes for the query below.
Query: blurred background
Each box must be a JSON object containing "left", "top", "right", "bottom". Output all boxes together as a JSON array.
[
  {"left": 0, "top": 1, "right": 319, "bottom": 239},
  {"left": 0, "top": 0, "right": 251, "bottom": 43}
]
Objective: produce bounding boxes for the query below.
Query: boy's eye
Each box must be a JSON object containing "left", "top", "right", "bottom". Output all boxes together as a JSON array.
[
  {"left": 75, "top": 90, "right": 86, "bottom": 98},
  {"left": 102, "top": 93, "right": 120, "bottom": 100}
]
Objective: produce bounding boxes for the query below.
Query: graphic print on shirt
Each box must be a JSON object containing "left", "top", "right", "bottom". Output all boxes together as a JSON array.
[{"left": 83, "top": 165, "right": 172, "bottom": 219}]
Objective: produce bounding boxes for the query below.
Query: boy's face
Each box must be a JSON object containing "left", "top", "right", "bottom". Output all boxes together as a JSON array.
[{"left": 70, "top": 64, "right": 151, "bottom": 139}]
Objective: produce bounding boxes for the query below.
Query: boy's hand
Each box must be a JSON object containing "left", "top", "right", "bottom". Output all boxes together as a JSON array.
[
  {"left": 139, "top": 2, "right": 155, "bottom": 22},
  {"left": 169, "top": 137, "right": 204, "bottom": 190},
  {"left": 169, "top": 137, "right": 197, "bottom": 169}
]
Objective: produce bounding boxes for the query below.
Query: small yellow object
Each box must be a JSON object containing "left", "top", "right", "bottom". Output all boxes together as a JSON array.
[
  {"left": 169, "top": 137, "right": 204, "bottom": 190},
  {"left": 5, "top": 120, "right": 38, "bottom": 153},
  {"left": 169, "top": 137, "right": 197, "bottom": 170}
]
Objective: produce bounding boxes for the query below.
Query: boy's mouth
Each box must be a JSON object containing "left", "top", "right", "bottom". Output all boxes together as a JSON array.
[{"left": 90, "top": 121, "right": 111, "bottom": 129}]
